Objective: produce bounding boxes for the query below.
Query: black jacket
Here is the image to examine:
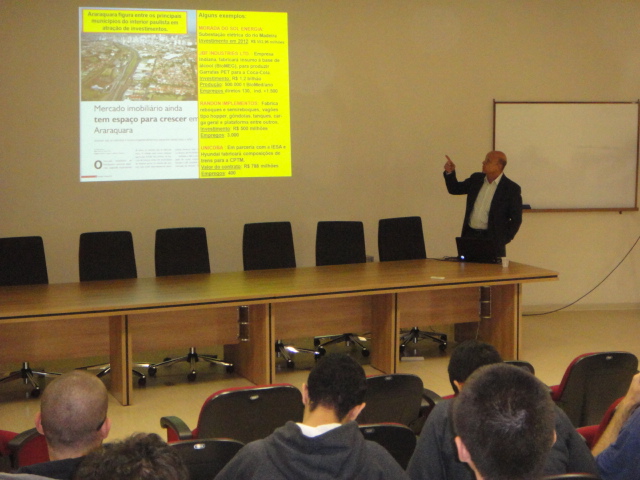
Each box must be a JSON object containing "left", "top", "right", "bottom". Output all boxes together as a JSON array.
[{"left": 444, "top": 171, "right": 523, "bottom": 255}]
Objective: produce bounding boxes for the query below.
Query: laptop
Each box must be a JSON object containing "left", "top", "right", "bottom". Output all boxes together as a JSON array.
[{"left": 455, "top": 237, "right": 501, "bottom": 264}]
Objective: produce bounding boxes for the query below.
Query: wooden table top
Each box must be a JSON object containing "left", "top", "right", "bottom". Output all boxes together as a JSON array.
[{"left": 0, "top": 259, "right": 557, "bottom": 322}]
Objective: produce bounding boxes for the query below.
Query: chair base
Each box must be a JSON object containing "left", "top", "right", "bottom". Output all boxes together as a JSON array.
[
  {"left": 81, "top": 363, "right": 148, "bottom": 386},
  {"left": 399, "top": 327, "right": 447, "bottom": 354},
  {"left": 0, "top": 362, "right": 61, "bottom": 397},
  {"left": 148, "top": 347, "right": 234, "bottom": 381},
  {"left": 275, "top": 340, "right": 320, "bottom": 369},
  {"left": 313, "top": 333, "right": 370, "bottom": 357}
]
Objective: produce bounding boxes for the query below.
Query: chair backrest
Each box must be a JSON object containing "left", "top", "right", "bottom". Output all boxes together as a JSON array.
[
  {"left": 171, "top": 438, "right": 244, "bottom": 480},
  {"left": 79, "top": 231, "right": 137, "bottom": 281},
  {"left": 553, "top": 351, "right": 638, "bottom": 427},
  {"left": 6, "top": 427, "right": 49, "bottom": 468},
  {"left": 196, "top": 384, "right": 304, "bottom": 444},
  {"left": 0, "top": 236, "right": 48, "bottom": 286},
  {"left": 242, "top": 222, "right": 296, "bottom": 271},
  {"left": 504, "top": 360, "right": 535, "bottom": 375},
  {"left": 377, "top": 216, "right": 427, "bottom": 262},
  {"left": 315, "top": 221, "right": 366, "bottom": 266},
  {"left": 155, "top": 227, "right": 211, "bottom": 277},
  {"left": 357, "top": 374, "right": 424, "bottom": 429},
  {"left": 358, "top": 423, "right": 417, "bottom": 469}
]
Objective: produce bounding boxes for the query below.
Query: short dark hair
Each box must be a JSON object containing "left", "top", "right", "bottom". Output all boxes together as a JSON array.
[
  {"left": 307, "top": 353, "right": 366, "bottom": 421},
  {"left": 448, "top": 340, "right": 502, "bottom": 393},
  {"left": 73, "top": 433, "right": 188, "bottom": 480},
  {"left": 453, "top": 364, "right": 555, "bottom": 480}
]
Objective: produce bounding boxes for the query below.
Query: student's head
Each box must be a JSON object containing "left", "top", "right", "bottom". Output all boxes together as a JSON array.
[
  {"left": 448, "top": 340, "right": 503, "bottom": 394},
  {"left": 36, "top": 370, "right": 110, "bottom": 459},
  {"left": 73, "top": 433, "right": 188, "bottom": 480},
  {"left": 453, "top": 363, "right": 556, "bottom": 480},
  {"left": 304, "top": 353, "right": 367, "bottom": 422}
]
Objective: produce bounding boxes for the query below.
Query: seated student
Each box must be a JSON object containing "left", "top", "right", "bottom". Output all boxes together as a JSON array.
[
  {"left": 214, "top": 353, "right": 409, "bottom": 480},
  {"left": 72, "top": 433, "right": 188, "bottom": 480},
  {"left": 16, "top": 371, "right": 111, "bottom": 480},
  {"left": 453, "top": 363, "right": 557, "bottom": 480},
  {"left": 592, "top": 372, "right": 640, "bottom": 480},
  {"left": 406, "top": 340, "right": 598, "bottom": 479}
]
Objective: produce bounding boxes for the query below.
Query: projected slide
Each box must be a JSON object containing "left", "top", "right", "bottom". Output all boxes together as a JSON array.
[{"left": 79, "top": 8, "right": 290, "bottom": 181}]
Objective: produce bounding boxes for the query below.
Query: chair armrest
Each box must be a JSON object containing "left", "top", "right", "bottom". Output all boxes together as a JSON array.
[
  {"left": 160, "top": 416, "right": 193, "bottom": 442},
  {"left": 422, "top": 388, "right": 444, "bottom": 409}
]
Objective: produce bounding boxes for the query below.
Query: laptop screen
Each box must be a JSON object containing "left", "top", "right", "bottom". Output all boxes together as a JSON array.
[{"left": 455, "top": 237, "right": 501, "bottom": 264}]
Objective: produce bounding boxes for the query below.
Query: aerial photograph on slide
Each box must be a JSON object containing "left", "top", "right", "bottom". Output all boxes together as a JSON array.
[{"left": 81, "top": 33, "right": 198, "bottom": 102}]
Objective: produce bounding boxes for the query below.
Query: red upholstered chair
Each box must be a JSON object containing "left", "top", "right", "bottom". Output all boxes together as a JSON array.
[
  {"left": 170, "top": 438, "right": 244, "bottom": 480},
  {"left": 161, "top": 384, "right": 304, "bottom": 445},
  {"left": 357, "top": 374, "right": 427, "bottom": 434},
  {"left": 550, "top": 352, "right": 638, "bottom": 427},
  {"left": 576, "top": 396, "right": 624, "bottom": 449},
  {"left": 3, "top": 428, "right": 49, "bottom": 469}
]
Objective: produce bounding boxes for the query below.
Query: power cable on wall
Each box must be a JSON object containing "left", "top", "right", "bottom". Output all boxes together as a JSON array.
[{"left": 524, "top": 233, "right": 640, "bottom": 317}]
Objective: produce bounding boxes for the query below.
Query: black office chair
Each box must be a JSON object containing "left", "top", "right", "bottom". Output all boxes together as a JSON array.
[
  {"left": 78, "top": 231, "right": 147, "bottom": 386},
  {"left": 0, "top": 236, "right": 60, "bottom": 397},
  {"left": 358, "top": 423, "right": 417, "bottom": 469},
  {"left": 377, "top": 216, "right": 447, "bottom": 352},
  {"left": 148, "top": 227, "right": 233, "bottom": 381},
  {"left": 313, "top": 221, "right": 370, "bottom": 357},
  {"left": 242, "top": 222, "right": 319, "bottom": 369},
  {"left": 357, "top": 373, "right": 427, "bottom": 435}
]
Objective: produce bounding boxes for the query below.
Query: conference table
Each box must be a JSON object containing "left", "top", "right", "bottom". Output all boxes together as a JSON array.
[{"left": 0, "top": 259, "right": 557, "bottom": 405}]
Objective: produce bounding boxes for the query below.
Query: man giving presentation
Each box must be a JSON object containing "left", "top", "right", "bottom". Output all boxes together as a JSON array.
[{"left": 443, "top": 150, "right": 522, "bottom": 257}]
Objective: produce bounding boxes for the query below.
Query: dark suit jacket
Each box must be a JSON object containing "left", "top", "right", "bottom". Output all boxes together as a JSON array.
[{"left": 444, "top": 171, "right": 522, "bottom": 255}]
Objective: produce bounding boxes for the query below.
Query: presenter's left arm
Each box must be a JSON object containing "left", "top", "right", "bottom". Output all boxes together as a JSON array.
[{"left": 505, "top": 180, "right": 523, "bottom": 244}]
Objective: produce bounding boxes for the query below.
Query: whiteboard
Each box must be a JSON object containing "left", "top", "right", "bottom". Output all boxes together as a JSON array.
[{"left": 494, "top": 102, "right": 639, "bottom": 211}]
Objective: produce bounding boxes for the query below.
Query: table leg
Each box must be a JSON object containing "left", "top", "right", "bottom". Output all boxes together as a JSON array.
[
  {"left": 108, "top": 315, "right": 131, "bottom": 406},
  {"left": 237, "top": 304, "right": 271, "bottom": 385},
  {"left": 370, "top": 294, "right": 396, "bottom": 374}
]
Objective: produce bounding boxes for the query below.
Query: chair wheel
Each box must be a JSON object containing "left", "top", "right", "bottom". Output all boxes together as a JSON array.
[
  {"left": 31, "top": 388, "right": 41, "bottom": 398},
  {"left": 187, "top": 371, "right": 197, "bottom": 382},
  {"left": 399, "top": 344, "right": 406, "bottom": 354},
  {"left": 362, "top": 348, "right": 370, "bottom": 357},
  {"left": 226, "top": 365, "right": 234, "bottom": 374},
  {"left": 148, "top": 366, "right": 157, "bottom": 377},
  {"left": 439, "top": 343, "right": 447, "bottom": 351},
  {"left": 138, "top": 376, "right": 147, "bottom": 386},
  {"left": 286, "top": 359, "right": 295, "bottom": 369},
  {"left": 317, "top": 346, "right": 326, "bottom": 356},
  {"left": 313, "top": 338, "right": 321, "bottom": 347}
]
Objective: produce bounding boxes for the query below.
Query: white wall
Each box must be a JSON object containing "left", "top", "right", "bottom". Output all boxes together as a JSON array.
[{"left": 2, "top": 0, "right": 640, "bottom": 310}]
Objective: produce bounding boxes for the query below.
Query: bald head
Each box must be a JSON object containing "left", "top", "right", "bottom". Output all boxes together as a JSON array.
[
  {"left": 482, "top": 151, "right": 507, "bottom": 182},
  {"left": 39, "top": 370, "right": 109, "bottom": 456}
]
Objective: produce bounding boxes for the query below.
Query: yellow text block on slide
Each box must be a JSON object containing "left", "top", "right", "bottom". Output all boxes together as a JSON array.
[
  {"left": 82, "top": 9, "right": 187, "bottom": 34},
  {"left": 197, "top": 11, "right": 291, "bottom": 178}
]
